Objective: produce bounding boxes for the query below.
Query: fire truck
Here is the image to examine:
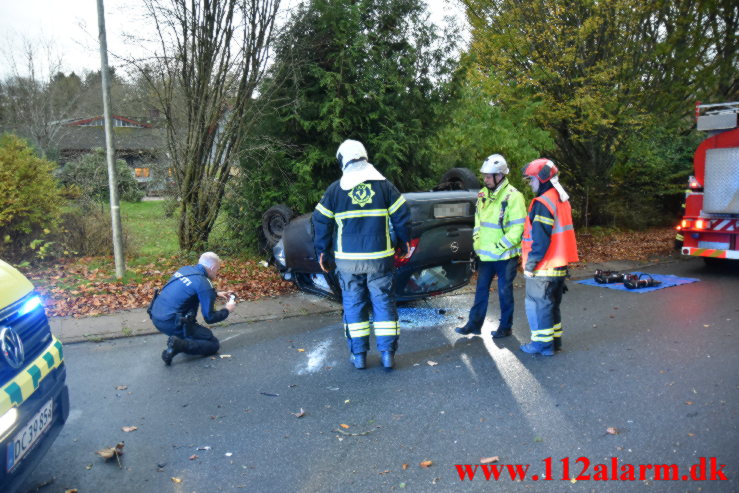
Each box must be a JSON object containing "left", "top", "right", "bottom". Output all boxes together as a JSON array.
[{"left": 676, "top": 102, "right": 739, "bottom": 263}]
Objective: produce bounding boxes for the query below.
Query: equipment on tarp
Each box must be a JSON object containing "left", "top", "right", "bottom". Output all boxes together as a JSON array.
[
  {"left": 594, "top": 269, "right": 627, "bottom": 284},
  {"left": 623, "top": 273, "right": 662, "bottom": 289}
]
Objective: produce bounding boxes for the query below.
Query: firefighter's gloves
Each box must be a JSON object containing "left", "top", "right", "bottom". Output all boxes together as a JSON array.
[{"left": 524, "top": 270, "right": 534, "bottom": 278}]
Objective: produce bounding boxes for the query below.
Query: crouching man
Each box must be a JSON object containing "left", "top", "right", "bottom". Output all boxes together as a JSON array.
[{"left": 150, "top": 252, "right": 236, "bottom": 365}]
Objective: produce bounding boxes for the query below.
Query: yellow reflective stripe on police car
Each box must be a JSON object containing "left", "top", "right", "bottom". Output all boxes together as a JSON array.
[{"left": 0, "top": 338, "right": 64, "bottom": 416}]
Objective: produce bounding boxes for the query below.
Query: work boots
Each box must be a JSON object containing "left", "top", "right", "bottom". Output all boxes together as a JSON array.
[
  {"left": 349, "top": 352, "right": 366, "bottom": 370},
  {"left": 381, "top": 351, "right": 395, "bottom": 370},
  {"left": 455, "top": 325, "right": 481, "bottom": 335},
  {"left": 161, "top": 336, "right": 186, "bottom": 366},
  {"left": 520, "top": 341, "right": 554, "bottom": 356},
  {"left": 491, "top": 328, "right": 512, "bottom": 339}
]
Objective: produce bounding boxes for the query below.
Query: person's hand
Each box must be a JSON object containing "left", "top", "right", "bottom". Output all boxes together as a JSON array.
[
  {"left": 217, "top": 291, "right": 229, "bottom": 299},
  {"left": 319, "top": 253, "right": 329, "bottom": 273},
  {"left": 400, "top": 241, "right": 412, "bottom": 259},
  {"left": 226, "top": 296, "right": 237, "bottom": 312},
  {"left": 524, "top": 270, "right": 534, "bottom": 278}
]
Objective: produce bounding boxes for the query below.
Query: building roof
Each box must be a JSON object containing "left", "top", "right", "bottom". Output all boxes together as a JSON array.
[{"left": 56, "top": 125, "right": 165, "bottom": 152}]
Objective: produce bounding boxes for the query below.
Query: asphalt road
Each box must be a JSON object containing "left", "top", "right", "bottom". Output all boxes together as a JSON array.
[{"left": 21, "top": 257, "right": 738, "bottom": 492}]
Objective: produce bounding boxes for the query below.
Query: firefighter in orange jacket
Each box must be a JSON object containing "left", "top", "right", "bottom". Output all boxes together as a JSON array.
[{"left": 520, "top": 159, "right": 578, "bottom": 356}]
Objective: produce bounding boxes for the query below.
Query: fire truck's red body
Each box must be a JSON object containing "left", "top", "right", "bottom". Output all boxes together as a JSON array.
[{"left": 677, "top": 102, "right": 739, "bottom": 261}]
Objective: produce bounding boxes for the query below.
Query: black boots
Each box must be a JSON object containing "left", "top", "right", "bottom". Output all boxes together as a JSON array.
[
  {"left": 381, "top": 351, "right": 395, "bottom": 370},
  {"left": 161, "top": 336, "right": 186, "bottom": 366},
  {"left": 455, "top": 325, "right": 481, "bottom": 335},
  {"left": 491, "top": 328, "right": 512, "bottom": 339},
  {"left": 350, "top": 352, "right": 367, "bottom": 369}
]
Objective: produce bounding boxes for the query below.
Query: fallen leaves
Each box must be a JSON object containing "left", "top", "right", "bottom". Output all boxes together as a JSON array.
[
  {"left": 96, "top": 442, "right": 125, "bottom": 468},
  {"left": 115, "top": 385, "right": 128, "bottom": 391},
  {"left": 340, "top": 424, "right": 350, "bottom": 429},
  {"left": 291, "top": 408, "right": 305, "bottom": 418},
  {"left": 189, "top": 454, "right": 198, "bottom": 460},
  {"left": 171, "top": 477, "right": 183, "bottom": 484},
  {"left": 402, "top": 464, "right": 409, "bottom": 471},
  {"left": 606, "top": 427, "right": 619, "bottom": 435},
  {"left": 420, "top": 460, "right": 433, "bottom": 468},
  {"left": 121, "top": 426, "right": 138, "bottom": 433},
  {"left": 480, "top": 456, "right": 500, "bottom": 464}
]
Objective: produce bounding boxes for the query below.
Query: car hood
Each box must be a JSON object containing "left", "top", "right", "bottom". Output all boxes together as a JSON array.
[{"left": 0, "top": 259, "right": 34, "bottom": 309}]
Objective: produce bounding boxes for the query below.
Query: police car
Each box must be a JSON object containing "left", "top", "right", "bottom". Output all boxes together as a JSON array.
[
  {"left": 264, "top": 168, "right": 481, "bottom": 301},
  {"left": 0, "top": 259, "right": 69, "bottom": 493}
]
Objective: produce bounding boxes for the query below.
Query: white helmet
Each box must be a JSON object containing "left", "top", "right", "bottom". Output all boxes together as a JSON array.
[
  {"left": 480, "top": 154, "right": 508, "bottom": 175},
  {"left": 336, "top": 139, "right": 368, "bottom": 170}
]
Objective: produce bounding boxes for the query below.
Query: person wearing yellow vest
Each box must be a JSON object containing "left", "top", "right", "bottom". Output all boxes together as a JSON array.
[
  {"left": 520, "top": 158, "right": 579, "bottom": 356},
  {"left": 455, "top": 154, "right": 526, "bottom": 337}
]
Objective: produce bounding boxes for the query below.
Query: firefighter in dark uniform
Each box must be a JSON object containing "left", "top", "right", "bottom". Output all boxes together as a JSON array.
[
  {"left": 520, "top": 159, "right": 578, "bottom": 356},
  {"left": 150, "top": 252, "right": 236, "bottom": 365},
  {"left": 313, "top": 139, "right": 411, "bottom": 370}
]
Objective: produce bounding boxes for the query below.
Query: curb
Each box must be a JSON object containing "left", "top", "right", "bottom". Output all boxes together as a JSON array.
[{"left": 49, "top": 256, "right": 681, "bottom": 344}]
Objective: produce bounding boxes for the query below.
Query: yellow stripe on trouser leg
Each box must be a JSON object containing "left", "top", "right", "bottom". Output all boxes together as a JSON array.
[
  {"left": 374, "top": 320, "right": 399, "bottom": 337},
  {"left": 347, "top": 321, "right": 370, "bottom": 338},
  {"left": 553, "top": 322, "right": 562, "bottom": 339},
  {"left": 531, "top": 327, "right": 554, "bottom": 342}
]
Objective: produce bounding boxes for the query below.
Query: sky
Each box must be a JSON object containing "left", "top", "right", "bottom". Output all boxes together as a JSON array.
[{"left": 0, "top": 0, "right": 468, "bottom": 80}]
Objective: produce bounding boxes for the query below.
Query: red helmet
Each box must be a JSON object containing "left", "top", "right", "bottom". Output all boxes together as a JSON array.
[{"left": 523, "top": 158, "right": 558, "bottom": 183}]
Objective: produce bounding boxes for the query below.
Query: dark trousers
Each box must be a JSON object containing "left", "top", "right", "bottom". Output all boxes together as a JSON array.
[
  {"left": 466, "top": 257, "right": 518, "bottom": 331},
  {"left": 154, "top": 318, "right": 220, "bottom": 356},
  {"left": 180, "top": 323, "right": 220, "bottom": 356},
  {"left": 524, "top": 276, "right": 565, "bottom": 344},
  {"left": 337, "top": 270, "right": 398, "bottom": 354}
]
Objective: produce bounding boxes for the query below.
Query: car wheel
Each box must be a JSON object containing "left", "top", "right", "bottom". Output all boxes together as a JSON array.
[
  {"left": 262, "top": 204, "right": 295, "bottom": 248},
  {"left": 436, "top": 167, "right": 480, "bottom": 191}
]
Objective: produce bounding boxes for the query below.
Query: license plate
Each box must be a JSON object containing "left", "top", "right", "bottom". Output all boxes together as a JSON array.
[
  {"left": 6, "top": 400, "right": 53, "bottom": 472},
  {"left": 434, "top": 203, "right": 469, "bottom": 218}
]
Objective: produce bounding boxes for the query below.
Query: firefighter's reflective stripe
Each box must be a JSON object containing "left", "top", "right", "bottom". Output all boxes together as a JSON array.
[
  {"left": 374, "top": 320, "right": 399, "bottom": 336},
  {"left": 388, "top": 196, "right": 406, "bottom": 215},
  {"left": 477, "top": 248, "right": 521, "bottom": 260},
  {"left": 532, "top": 267, "right": 567, "bottom": 277},
  {"left": 0, "top": 338, "right": 64, "bottom": 414},
  {"left": 315, "top": 203, "right": 334, "bottom": 218},
  {"left": 553, "top": 322, "right": 562, "bottom": 339},
  {"left": 500, "top": 236, "right": 514, "bottom": 248},
  {"left": 521, "top": 188, "right": 578, "bottom": 271},
  {"left": 346, "top": 321, "right": 371, "bottom": 338},
  {"left": 334, "top": 209, "right": 394, "bottom": 260},
  {"left": 531, "top": 327, "right": 554, "bottom": 342},
  {"left": 534, "top": 215, "right": 554, "bottom": 226}
]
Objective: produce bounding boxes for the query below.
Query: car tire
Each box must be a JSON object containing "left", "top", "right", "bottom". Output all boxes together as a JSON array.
[
  {"left": 437, "top": 167, "right": 480, "bottom": 191},
  {"left": 262, "top": 204, "right": 295, "bottom": 248}
]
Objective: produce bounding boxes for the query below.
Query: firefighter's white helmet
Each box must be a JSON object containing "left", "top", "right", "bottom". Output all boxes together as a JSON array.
[
  {"left": 336, "top": 139, "right": 368, "bottom": 170},
  {"left": 480, "top": 154, "right": 508, "bottom": 175}
]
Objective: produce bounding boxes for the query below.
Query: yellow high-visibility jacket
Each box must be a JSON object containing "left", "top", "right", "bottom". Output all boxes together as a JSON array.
[{"left": 473, "top": 179, "right": 526, "bottom": 262}]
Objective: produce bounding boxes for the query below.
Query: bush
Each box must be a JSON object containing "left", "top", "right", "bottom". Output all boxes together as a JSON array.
[
  {"left": 0, "top": 134, "right": 64, "bottom": 261},
  {"left": 58, "top": 201, "right": 136, "bottom": 257},
  {"left": 56, "top": 148, "right": 144, "bottom": 203}
]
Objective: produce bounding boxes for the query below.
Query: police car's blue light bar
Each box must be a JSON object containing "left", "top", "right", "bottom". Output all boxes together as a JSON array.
[{"left": 18, "top": 295, "right": 42, "bottom": 316}]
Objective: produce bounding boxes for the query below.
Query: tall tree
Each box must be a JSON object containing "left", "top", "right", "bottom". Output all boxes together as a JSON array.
[
  {"left": 462, "top": 0, "right": 737, "bottom": 225},
  {"left": 228, "top": 0, "right": 458, "bottom": 244},
  {"left": 128, "top": 0, "right": 281, "bottom": 251}
]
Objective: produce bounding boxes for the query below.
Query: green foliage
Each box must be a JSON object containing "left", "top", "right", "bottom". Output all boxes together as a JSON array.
[
  {"left": 56, "top": 149, "right": 144, "bottom": 203},
  {"left": 58, "top": 201, "right": 137, "bottom": 257},
  {"left": 432, "top": 62, "right": 555, "bottom": 188},
  {"left": 606, "top": 125, "right": 702, "bottom": 228},
  {"left": 0, "top": 134, "right": 63, "bottom": 260},
  {"left": 462, "top": 0, "right": 737, "bottom": 225},
  {"left": 227, "top": 0, "right": 459, "bottom": 247}
]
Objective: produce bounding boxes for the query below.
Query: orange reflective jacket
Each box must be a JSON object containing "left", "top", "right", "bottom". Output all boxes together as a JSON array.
[{"left": 522, "top": 188, "right": 579, "bottom": 271}]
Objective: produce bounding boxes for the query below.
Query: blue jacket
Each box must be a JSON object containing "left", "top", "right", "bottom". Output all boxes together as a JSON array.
[
  {"left": 313, "top": 179, "right": 411, "bottom": 272},
  {"left": 151, "top": 264, "right": 228, "bottom": 334}
]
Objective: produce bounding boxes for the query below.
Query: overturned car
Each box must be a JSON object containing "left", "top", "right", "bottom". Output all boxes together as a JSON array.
[{"left": 264, "top": 168, "right": 481, "bottom": 302}]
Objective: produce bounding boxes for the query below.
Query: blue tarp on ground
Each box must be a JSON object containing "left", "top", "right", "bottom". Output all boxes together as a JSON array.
[{"left": 575, "top": 272, "right": 700, "bottom": 293}]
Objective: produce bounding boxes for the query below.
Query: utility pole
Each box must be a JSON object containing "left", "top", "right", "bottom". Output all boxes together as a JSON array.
[{"left": 97, "top": 0, "right": 125, "bottom": 278}]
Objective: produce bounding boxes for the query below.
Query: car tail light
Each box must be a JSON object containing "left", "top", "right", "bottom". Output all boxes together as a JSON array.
[
  {"left": 675, "top": 224, "right": 682, "bottom": 231},
  {"left": 688, "top": 176, "right": 702, "bottom": 190},
  {"left": 695, "top": 219, "right": 708, "bottom": 229},
  {"left": 394, "top": 238, "right": 419, "bottom": 267},
  {"left": 681, "top": 219, "right": 691, "bottom": 229}
]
